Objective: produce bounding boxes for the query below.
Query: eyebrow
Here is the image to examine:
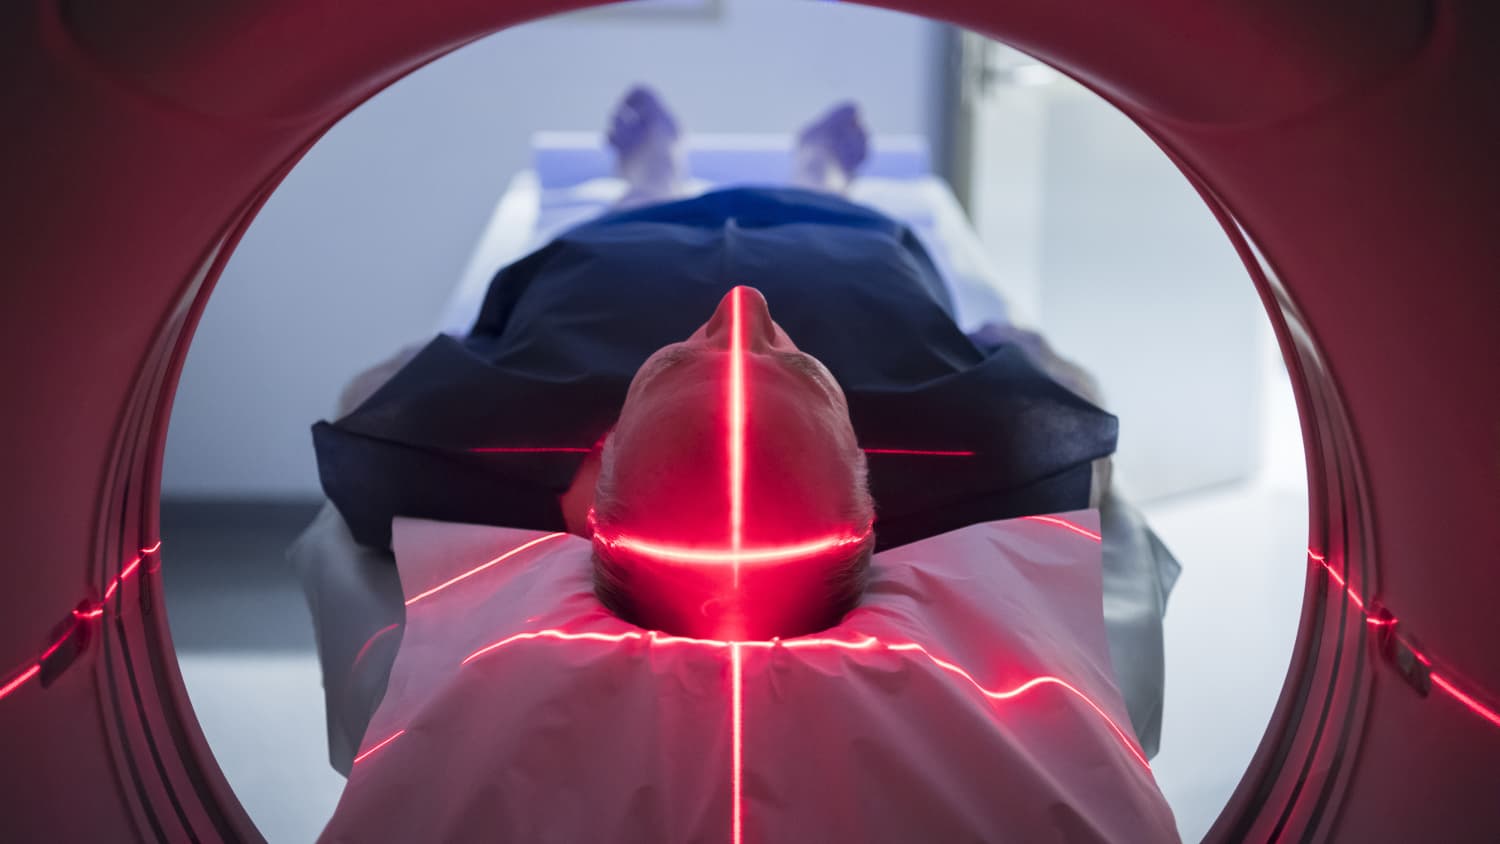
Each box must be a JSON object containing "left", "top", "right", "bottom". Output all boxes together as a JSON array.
[
  {"left": 639, "top": 346, "right": 841, "bottom": 403},
  {"left": 770, "top": 351, "right": 843, "bottom": 401},
  {"left": 636, "top": 346, "right": 697, "bottom": 386}
]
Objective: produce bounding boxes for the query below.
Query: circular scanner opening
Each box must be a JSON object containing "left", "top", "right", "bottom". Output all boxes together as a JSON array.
[{"left": 154, "top": 2, "right": 1306, "bottom": 839}]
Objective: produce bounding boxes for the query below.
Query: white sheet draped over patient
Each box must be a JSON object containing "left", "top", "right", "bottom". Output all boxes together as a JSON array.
[{"left": 319, "top": 512, "right": 1177, "bottom": 843}]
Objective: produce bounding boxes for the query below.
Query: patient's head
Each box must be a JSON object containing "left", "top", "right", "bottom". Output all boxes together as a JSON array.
[{"left": 590, "top": 286, "right": 874, "bottom": 640}]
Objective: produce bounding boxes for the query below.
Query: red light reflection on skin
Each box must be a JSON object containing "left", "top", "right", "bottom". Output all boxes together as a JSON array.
[
  {"left": 728, "top": 286, "right": 747, "bottom": 586},
  {"left": 1308, "top": 549, "right": 1500, "bottom": 733},
  {"left": 404, "top": 533, "right": 567, "bottom": 607},
  {"left": 862, "top": 448, "right": 975, "bottom": 456},
  {"left": 730, "top": 643, "right": 744, "bottom": 844},
  {"left": 1021, "top": 515, "right": 1103, "bottom": 543},
  {"left": 0, "top": 542, "right": 161, "bottom": 703},
  {"left": 353, "top": 729, "right": 406, "bottom": 765},
  {"left": 594, "top": 531, "right": 871, "bottom": 566}
]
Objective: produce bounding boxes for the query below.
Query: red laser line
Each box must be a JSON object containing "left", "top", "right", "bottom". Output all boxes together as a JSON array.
[
  {"left": 0, "top": 664, "right": 40, "bottom": 702},
  {"left": 470, "top": 447, "right": 593, "bottom": 454},
  {"left": 729, "top": 286, "right": 747, "bottom": 587},
  {"left": 1431, "top": 674, "right": 1500, "bottom": 729},
  {"left": 352, "top": 623, "right": 402, "bottom": 670},
  {"left": 862, "top": 448, "right": 976, "bottom": 456},
  {"left": 104, "top": 555, "right": 142, "bottom": 601},
  {"left": 0, "top": 542, "right": 160, "bottom": 704},
  {"left": 353, "top": 729, "right": 406, "bottom": 765},
  {"left": 595, "top": 531, "right": 870, "bottom": 566},
  {"left": 463, "top": 628, "right": 654, "bottom": 664},
  {"left": 1309, "top": 550, "right": 1386, "bottom": 620},
  {"left": 38, "top": 622, "right": 82, "bottom": 663},
  {"left": 730, "top": 642, "right": 744, "bottom": 844},
  {"left": 782, "top": 634, "right": 882, "bottom": 651},
  {"left": 405, "top": 533, "right": 567, "bottom": 607},
  {"left": 474, "top": 446, "right": 981, "bottom": 457},
  {"left": 905, "top": 646, "right": 1148, "bottom": 769},
  {"left": 1022, "top": 515, "right": 1103, "bottom": 543},
  {"left": 458, "top": 627, "right": 1147, "bottom": 769},
  {"left": 1308, "top": 549, "right": 1500, "bottom": 734}
]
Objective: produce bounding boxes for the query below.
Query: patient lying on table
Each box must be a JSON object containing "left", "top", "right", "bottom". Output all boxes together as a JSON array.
[{"left": 296, "top": 87, "right": 1181, "bottom": 841}]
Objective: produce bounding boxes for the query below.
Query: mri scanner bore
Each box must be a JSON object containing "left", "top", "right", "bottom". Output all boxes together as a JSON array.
[
  {"left": 294, "top": 88, "right": 1181, "bottom": 838},
  {"left": 2, "top": 0, "right": 1499, "bottom": 841}
]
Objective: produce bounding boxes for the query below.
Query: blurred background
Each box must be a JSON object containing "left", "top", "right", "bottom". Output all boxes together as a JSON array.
[{"left": 160, "top": 0, "right": 1305, "bottom": 839}]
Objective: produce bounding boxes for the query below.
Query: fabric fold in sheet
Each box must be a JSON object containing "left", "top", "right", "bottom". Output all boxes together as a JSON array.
[{"left": 319, "top": 511, "right": 1178, "bottom": 843}]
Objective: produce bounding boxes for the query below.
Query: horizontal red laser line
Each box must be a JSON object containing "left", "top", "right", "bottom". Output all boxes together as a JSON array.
[
  {"left": 471, "top": 447, "right": 980, "bottom": 457},
  {"left": 469, "top": 447, "right": 594, "bottom": 454},
  {"left": 353, "top": 729, "right": 406, "bottom": 765},
  {"left": 104, "top": 557, "right": 141, "bottom": 601},
  {"left": 862, "top": 448, "right": 975, "bottom": 456},
  {"left": 1022, "top": 515, "right": 1103, "bottom": 543},
  {"left": 730, "top": 642, "right": 744, "bottom": 844},
  {"left": 458, "top": 627, "right": 1147, "bottom": 769},
  {"left": 729, "top": 285, "right": 746, "bottom": 588},
  {"left": 405, "top": 533, "right": 568, "bottom": 607},
  {"left": 595, "top": 531, "right": 871, "bottom": 566}
]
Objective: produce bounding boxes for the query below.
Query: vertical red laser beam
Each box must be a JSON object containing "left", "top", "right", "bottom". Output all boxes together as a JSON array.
[
  {"left": 730, "top": 642, "right": 744, "bottom": 844},
  {"left": 729, "top": 286, "right": 747, "bottom": 587}
]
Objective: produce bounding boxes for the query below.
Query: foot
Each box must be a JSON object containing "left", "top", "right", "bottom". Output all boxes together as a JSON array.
[
  {"left": 793, "top": 102, "right": 869, "bottom": 194},
  {"left": 607, "top": 85, "right": 685, "bottom": 204}
]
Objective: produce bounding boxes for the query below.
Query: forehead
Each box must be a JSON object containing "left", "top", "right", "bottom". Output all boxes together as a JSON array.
[
  {"left": 607, "top": 348, "right": 860, "bottom": 545},
  {"left": 628, "top": 342, "right": 844, "bottom": 409}
]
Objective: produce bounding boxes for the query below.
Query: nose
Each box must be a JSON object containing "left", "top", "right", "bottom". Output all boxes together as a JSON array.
[{"left": 703, "top": 286, "right": 779, "bottom": 351}]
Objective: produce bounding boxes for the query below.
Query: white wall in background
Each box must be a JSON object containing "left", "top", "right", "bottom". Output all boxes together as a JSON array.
[
  {"left": 163, "top": 0, "right": 946, "bottom": 497},
  {"left": 965, "top": 55, "right": 1264, "bottom": 503}
]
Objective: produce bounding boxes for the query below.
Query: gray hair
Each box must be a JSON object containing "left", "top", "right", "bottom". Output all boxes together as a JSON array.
[{"left": 590, "top": 430, "right": 876, "bottom": 637}]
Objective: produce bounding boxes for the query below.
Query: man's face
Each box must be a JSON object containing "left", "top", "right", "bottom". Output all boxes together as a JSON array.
[{"left": 601, "top": 286, "right": 865, "bottom": 553}]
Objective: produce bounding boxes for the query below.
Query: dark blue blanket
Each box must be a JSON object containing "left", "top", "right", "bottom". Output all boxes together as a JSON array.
[{"left": 314, "top": 187, "right": 1117, "bottom": 551}]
